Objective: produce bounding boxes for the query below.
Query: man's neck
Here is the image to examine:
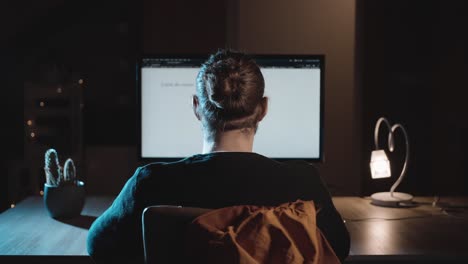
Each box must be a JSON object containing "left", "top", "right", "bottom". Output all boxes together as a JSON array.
[{"left": 202, "top": 129, "right": 255, "bottom": 154}]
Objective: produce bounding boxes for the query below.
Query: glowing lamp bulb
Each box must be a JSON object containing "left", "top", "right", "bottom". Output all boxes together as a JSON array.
[{"left": 370, "top": 150, "right": 391, "bottom": 179}]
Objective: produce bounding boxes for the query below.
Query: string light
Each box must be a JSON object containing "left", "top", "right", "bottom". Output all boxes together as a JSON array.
[
  {"left": 30, "top": 132, "right": 36, "bottom": 138},
  {"left": 27, "top": 120, "right": 33, "bottom": 126}
]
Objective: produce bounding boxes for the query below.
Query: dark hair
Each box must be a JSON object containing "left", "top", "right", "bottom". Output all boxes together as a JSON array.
[{"left": 196, "top": 49, "right": 265, "bottom": 138}]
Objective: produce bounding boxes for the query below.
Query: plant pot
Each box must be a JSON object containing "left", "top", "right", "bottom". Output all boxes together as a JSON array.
[{"left": 44, "top": 181, "right": 85, "bottom": 219}]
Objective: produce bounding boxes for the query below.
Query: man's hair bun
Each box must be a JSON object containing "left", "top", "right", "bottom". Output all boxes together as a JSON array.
[{"left": 196, "top": 49, "right": 265, "bottom": 135}]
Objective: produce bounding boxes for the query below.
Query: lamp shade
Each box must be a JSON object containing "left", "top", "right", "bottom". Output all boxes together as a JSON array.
[{"left": 370, "top": 150, "right": 391, "bottom": 179}]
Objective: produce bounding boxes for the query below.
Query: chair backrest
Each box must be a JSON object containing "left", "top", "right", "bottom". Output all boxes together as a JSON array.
[
  {"left": 142, "top": 206, "right": 212, "bottom": 264},
  {"left": 142, "top": 202, "right": 340, "bottom": 264}
]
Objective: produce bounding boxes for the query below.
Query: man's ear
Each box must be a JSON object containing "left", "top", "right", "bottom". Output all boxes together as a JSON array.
[
  {"left": 192, "top": 95, "right": 201, "bottom": 121},
  {"left": 257, "top": 97, "right": 268, "bottom": 122}
]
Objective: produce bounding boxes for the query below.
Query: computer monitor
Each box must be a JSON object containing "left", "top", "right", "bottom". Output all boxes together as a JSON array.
[{"left": 138, "top": 54, "right": 324, "bottom": 161}]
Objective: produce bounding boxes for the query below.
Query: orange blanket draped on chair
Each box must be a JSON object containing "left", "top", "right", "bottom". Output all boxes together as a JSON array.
[{"left": 185, "top": 200, "right": 340, "bottom": 264}]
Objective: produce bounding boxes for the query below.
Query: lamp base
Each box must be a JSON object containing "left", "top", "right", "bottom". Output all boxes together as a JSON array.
[{"left": 370, "top": 192, "right": 413, "bottom": 207}]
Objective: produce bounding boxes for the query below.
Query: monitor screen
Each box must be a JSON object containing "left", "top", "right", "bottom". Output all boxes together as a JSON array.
[{"left": 138, "top": 54, "right": 324, "bottom": 161}]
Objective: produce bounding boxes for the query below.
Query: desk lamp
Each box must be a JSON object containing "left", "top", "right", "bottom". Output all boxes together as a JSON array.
[{"left": 370, "top": 117, "right": 413, "bottom": 207}]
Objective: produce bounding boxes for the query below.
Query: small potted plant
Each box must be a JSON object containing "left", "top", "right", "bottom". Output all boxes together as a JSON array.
[{"left": 43, "top": 148, "right": 85, "bottom": 219}]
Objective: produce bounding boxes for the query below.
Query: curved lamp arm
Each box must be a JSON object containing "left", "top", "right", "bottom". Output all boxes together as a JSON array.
[
  {"left": 374, "top": 117, "right": 394, "bottom": 151},
  {"left": 389, "top": 124, "right": 410, "bottom": 196}
]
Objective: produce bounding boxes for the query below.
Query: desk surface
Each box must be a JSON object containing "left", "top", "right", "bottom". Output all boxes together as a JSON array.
[
  {"left": 1, "top": 196, "right": 468, "bottom": 261},
  {"left": 0, "top": 196, "right": 114, "bottom": 256},
  {"left": 335, "top": 197, "right": 468, "bottom": 262}
]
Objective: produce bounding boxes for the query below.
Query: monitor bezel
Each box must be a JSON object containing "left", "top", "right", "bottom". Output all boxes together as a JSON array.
[{"left": 137, "top": 54, "right": 325, "bottom": 163}]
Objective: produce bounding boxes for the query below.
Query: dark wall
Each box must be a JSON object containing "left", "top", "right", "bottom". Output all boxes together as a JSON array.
[
  {"left": 361, "top": 0, "right": 468, "bottom": 196},
  {"left": 1, "top": 55, "right": 25, "bottom": 210},
  {"left": 143, "top": 0, "right": 226, "bottom": 54}
]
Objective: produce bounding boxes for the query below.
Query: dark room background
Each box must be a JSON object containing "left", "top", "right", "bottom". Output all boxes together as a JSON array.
[
  {"left": 360, "top": 0, "right": 468, "bottom": 197},
  {"left": 1, "top": 0, "right": 467, "bottom": 212}
]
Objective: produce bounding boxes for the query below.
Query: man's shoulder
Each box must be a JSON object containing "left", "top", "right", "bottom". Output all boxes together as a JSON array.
[{"left": 137, "top": 156, "right": 194, "bottom": 179}]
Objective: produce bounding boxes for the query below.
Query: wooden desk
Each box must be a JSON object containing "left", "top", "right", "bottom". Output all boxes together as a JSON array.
[
  {"left": 1, "top": 196, "right": 468, "bottom": 263},
  {"left": 0, "top": 196, "right": 114, "bottom": 264},
  {"left": 334, "top": 196, "right": 468, "bottom": 263}
]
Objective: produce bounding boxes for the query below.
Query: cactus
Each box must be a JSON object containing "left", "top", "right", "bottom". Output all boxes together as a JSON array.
[
  {"left": 44, "top": 149, "right": 78, "bottom": 186},
  {"left": 44, "top": 149, "right": 62, "bottom": 186},
  {"left": 63, "top": 158, "right": 77, "bottom": 184}
]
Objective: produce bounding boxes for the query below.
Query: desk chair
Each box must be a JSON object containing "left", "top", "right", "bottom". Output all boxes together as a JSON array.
[
  {"left": 142, "top": 202, "right": 342, "bottom": 264},
  {"left": 142, "top": 206, "right": 212, "bottom": 264}
]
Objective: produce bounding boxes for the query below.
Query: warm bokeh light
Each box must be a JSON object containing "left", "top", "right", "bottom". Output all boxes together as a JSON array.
[
  {"left": 39, "top": 101, "right": 45, "bottom": 107},
  {"left": 27, "top": 120, "right": 33, "bottom": 126},
  {"left": 40, "top": 190, "right": 44, "bottom": 196},
  {"left": 30, "top": 132, "right": 36, "bottom": 138},
  {"left": 78, "top": 79, "right": 84, "bottom": 85},
  {"left": 10, "top": 204, "right": 15, "bottom": 209},
  {"left": 57, "top": 87, "right": 63, "bottom": 93}
]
